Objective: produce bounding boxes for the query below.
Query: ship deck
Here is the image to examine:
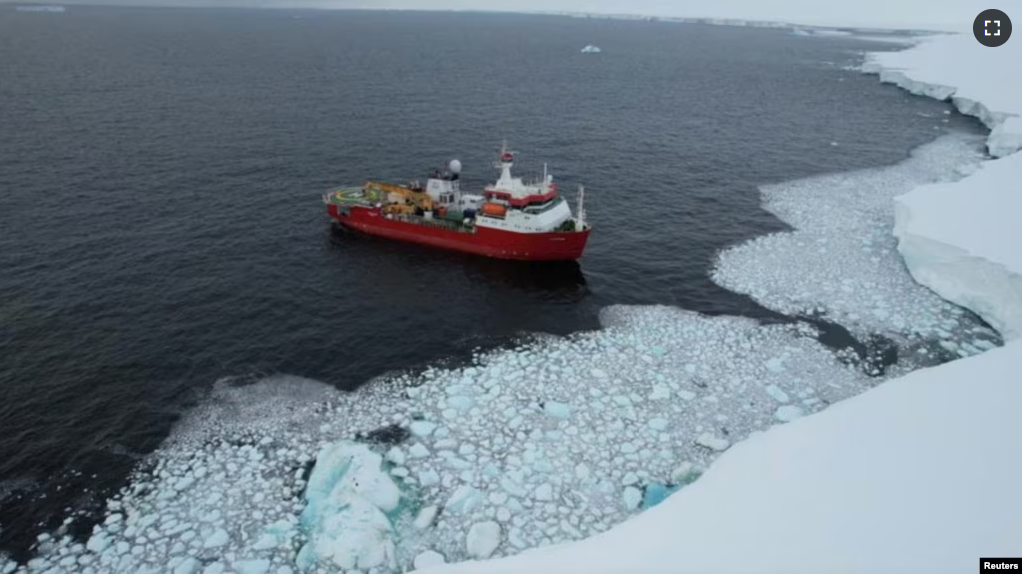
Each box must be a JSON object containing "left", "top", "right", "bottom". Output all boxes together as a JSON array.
[{"left": 325, "top": 187, "right": 476, "bottom": 234}]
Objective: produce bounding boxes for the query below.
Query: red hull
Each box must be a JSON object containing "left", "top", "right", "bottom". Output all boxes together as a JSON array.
[{"left": 328, "top": 204, "right": 590, "bottom": 261}]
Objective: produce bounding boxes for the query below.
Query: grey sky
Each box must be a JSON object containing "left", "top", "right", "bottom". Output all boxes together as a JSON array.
[
  {"left": 19, "top": 0, "right": 1010, "bottom": 32},
  {"left": 341, "top": 0, "right": 992, "bottom": 32}
]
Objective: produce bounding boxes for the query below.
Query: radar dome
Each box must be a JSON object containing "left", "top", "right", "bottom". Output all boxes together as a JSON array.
[{"left": 448, "top": 159, "right": 462, "bottom": 174}]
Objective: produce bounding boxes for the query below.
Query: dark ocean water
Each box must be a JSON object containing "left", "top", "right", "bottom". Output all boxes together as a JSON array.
[{"left": 0, "top": 6, "right": 984, "bottom": 559}]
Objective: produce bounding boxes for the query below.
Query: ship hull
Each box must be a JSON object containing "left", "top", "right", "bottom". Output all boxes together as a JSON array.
[{"left": 328, "top": 204, "right": 590, "bottom": 261}]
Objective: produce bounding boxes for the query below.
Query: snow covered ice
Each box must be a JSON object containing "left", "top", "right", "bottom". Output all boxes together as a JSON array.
[
  {"left": 895, "top": 154, "right": 1021, "bottom": 340},
  {"left": 862, "top": 32, "right": 1021, "bottom": 158},
  {"left": 297, "top": 442, "right": 401, "bottom": 571},
  {"left": 423, "top": 340, "right": 1022, "bottom": 574}
]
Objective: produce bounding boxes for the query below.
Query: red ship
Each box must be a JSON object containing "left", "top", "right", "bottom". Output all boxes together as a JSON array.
[{"left": 323, "top": 144, "right": 592, "bottom": 261}]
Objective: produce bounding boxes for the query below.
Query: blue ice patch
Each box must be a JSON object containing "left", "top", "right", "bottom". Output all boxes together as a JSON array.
[{"left": 641, "top": 482, "right": 681, "bottom": 510}]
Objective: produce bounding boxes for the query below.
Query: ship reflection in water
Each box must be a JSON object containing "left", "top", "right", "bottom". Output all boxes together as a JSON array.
[
  {"left": 327, "top": 222, "right": 589, "bottom": 303},
  {"left": 463, "top": 257, "right": 588, "bottom": 299}
]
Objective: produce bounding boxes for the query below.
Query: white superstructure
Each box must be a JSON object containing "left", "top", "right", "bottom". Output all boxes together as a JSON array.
[{"left": 423, "top": 143, "right": 588, "bottom": 235}]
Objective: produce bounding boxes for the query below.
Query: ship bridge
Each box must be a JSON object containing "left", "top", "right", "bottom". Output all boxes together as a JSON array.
[{"left": 484, "top": 145, "right": 558, "bottom": 207}]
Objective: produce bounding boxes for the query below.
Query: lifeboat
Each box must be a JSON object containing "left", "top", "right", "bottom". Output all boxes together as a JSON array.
[{"left": 480, "top": 202, "right": 507, "bottom": 217}]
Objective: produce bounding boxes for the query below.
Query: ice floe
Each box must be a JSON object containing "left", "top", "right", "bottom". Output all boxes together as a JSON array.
[
  {"left": 713, "top": 133, "right": 1000, "bottom": 356},
  {"left": 2, "top": 307, "right": 885, "bottom": 573},
  {"left": 423, "top": 340, "right": 1022, "bottom": 574}
]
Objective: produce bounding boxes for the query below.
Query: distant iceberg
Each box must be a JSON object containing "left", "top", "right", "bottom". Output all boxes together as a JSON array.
[
  {"left": 580, "top": 45, "right": 601, "bottom": 53},
  {"left": 15, "top": 4, "right": 65, "bottom": 11}
]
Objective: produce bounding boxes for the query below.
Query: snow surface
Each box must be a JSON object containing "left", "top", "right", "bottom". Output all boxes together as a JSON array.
[
  {"left": 895, "top": 153, "right": 1022, "bottom": 339},
  {"left": 419, "top": 340, "right": 1022, "bottom": 574},
  {"left": 862, "top": 32, "right": 1022, "bottom": 157}
]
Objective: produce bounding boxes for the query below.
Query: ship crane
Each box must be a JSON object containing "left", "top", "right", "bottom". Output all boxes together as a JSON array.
[
  {"left": 366, "top": 181, "right": 435, "bottom": 214},
  {"left": 575, "top": 185, "right": 587, "bottom": 231}
]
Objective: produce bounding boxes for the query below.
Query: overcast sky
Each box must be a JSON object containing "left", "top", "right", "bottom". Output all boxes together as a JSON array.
[
  {"left": 22, "top": 0, "right": 1016, "bottom": 33},
  {"left": 342, "top": 0, "right": 998, "bottom": 32}
]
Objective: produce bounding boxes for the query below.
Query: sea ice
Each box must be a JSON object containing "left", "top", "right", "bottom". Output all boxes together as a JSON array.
[
  {"left": 422, "top": 341, "right": 1022, "bottom": 574},
  {"left": 5, "top": 274, "right": 967, "bottom": 573},
  {"left": 233, "top": 559, "right": 270, "bottom": 574},
  {"left": 414, "top": 550, "right": 446, "bottom": 569},
  {"left": 621, "top": 487, "right": 642, "bottom": 510},
  {"left": 542, "top": 402, "right": 572, "bottom": 419},
  {"left": 414, "top": 506, "right": 439, "bottom": 530},
  {"left": 774, "top": 405, "right": 805, "bottom": 422},
  {"left": 695, "top": 433, "right": 730, "bottom": 452},
  {"left": 465, "top": 522, "right": 501, "bottom": 559},
  {"left": 297, "top": 443, "right": 402, "bottom": 569},
  {"left": 713, "top": 133, "right": 994, "bottom": 353},
  {"left": 410, "top": 421, "right": 438, "bottom": 438}
]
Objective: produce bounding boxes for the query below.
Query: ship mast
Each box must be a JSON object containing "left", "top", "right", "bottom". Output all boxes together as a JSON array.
[{"left": 495, "top": 140, "right": 514, "bottom": 186}]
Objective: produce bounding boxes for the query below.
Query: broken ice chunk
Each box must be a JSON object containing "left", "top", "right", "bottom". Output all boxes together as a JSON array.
[
  {"left": 233, "top": 559, "right": 270, "bottom": 574},
  {"left": 447, "top": 396, "right": 475, "bottom": 411},
  {"left": 648, "top": 384, "right": 671, "bottom": 400},
  {"left": 542, "top": 401, "right": 572, "bottom": 419},
  {"left": 774, "top": 405, "right": 805, "bottom": 422},
  {"left": 622, "top": 486, "right": 642, "bottom": 510},
  {"left": 765, "top": 357, "right": 786, "bottom": 373},
  {"left": 764, "top": 384, "right": 790, "bottom": 403},
  {"left": 413, "top": 506, "right": 439, "bottom": 530},
  {"left": 695, "top": 433, "right": 730, "bottom": 451},
  {"left": 385, "top": 447, "right": 406, "bottom": 466},
  {"left": 408, "top": 443, "right": 430, "bottom": 458},
  {"left": 466, "top": 521, "right": 502, "bottom": 559},
  {"left": 647, "top": 418, "right": 669, "bottom": 431},
  {"left": 534, "top": 484, "right": 554, "bottom": 501},
  {"left": 418, "top": 469, "right": 440, "bottom": 487},
  {"left": 409, "top": 421, "right": 437, "bottom": 438},
  {"left": 499, "top": 476, "right": 528, "bottom": 498},
  {"left": 446, "top": 485, "right": 483, "bottom": 514},
  {"left": 670, "top": 462, "right": 702, "bottom": 485},
  {"left": 413, "top": 550, "right": 446, "bottom": 570}
]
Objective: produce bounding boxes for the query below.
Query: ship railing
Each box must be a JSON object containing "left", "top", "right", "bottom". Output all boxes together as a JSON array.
[{"left": 391, "top": 214, "right": 476, "bottom": 234}]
